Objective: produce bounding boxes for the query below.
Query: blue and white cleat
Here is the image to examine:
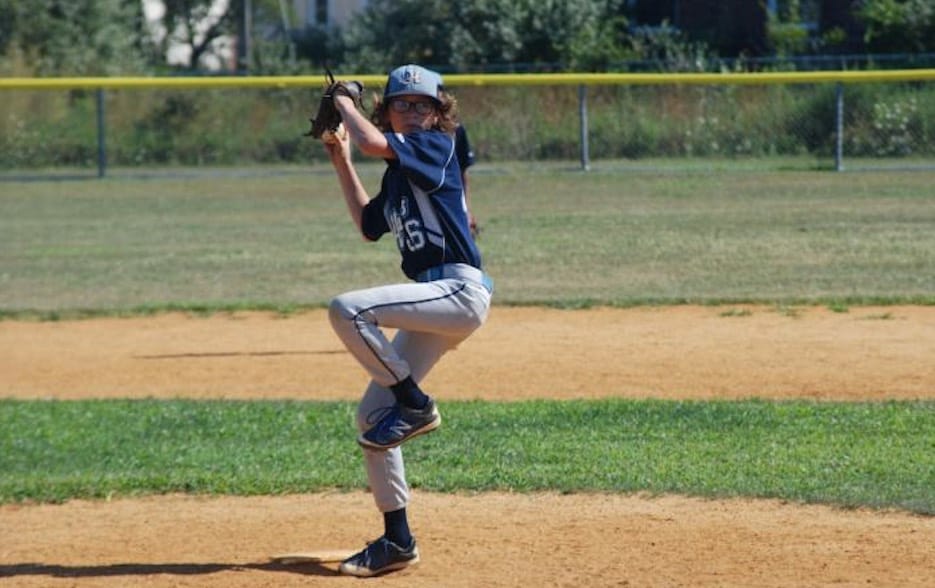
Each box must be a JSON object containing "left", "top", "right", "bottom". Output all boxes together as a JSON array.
[
  {"left": 358, "top": 399, "right": 441, "bottom": 450},
  {"left": 338, "top": 536, "right": 420, "bottom": 577}
]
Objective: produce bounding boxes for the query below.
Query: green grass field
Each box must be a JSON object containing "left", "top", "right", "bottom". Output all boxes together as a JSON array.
[
  {"left": 2, "top": 398, "right": 932, "bottom": 513},
  {"left": 1, "top": 165, "right": 933, "bottom": 513},
  {"left": 2, "top": 164, "right": 935, "bottom": 315}
]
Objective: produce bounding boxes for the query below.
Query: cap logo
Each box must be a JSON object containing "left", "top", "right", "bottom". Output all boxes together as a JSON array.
[{"left": 404, "top": 69, "right": 421, "bottom": 85}]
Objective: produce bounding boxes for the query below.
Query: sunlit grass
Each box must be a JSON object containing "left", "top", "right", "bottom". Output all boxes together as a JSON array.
[
  {"left": 2, "top": 398, "right": 932, "bottom": 514},
  {"left": 2, "top": 167, "right": 934, "bottom": 315}
]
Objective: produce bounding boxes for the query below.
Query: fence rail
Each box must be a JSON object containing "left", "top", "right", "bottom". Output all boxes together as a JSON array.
[{"left": 3, "top": 69, "right": 935, "bottom": 91}]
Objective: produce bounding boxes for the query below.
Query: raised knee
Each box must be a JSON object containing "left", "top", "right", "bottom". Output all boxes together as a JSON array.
[{"left": 328, "top": 295, "right": 353, "bottom": 327}]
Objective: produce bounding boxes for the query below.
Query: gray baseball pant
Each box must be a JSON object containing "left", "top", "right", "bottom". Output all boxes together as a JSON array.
[{"left": 329, "top": 277, "right": 492, "bottom": 512}]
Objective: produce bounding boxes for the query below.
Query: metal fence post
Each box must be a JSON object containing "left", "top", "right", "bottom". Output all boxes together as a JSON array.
[
  {"left": 834, "top": 82, "right": 844, "bottom": 172},
  {"left": 96, "top": 88, "right": 107, "bottom": 178},
  {"left": 578, "top": 84, "right": 590, "bottom": 171}
]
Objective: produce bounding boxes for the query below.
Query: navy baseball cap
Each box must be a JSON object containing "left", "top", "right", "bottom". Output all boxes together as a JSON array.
[{"left": 384, "top": 64, "right": 443, "bottom": 101}]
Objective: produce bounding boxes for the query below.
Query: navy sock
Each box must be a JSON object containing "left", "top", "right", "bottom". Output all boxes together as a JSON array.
[
  {"left": 383, "top": 508, "right": 412, "bottom": 547},
  {"left": 390, "top": 376, "right": 429, "bottom": 409}
]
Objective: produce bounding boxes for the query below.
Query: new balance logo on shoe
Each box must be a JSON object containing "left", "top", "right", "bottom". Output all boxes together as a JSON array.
[{"left": 358, "top": 399, "right": 441, "bottom": 450}]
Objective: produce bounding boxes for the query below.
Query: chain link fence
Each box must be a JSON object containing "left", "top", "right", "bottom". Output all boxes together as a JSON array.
[
  {"left": 456, "top": 80, "right": 935, "bottom": 172},
  {"left": 1, "top": 73, "right": 933, "bottom": 177}
]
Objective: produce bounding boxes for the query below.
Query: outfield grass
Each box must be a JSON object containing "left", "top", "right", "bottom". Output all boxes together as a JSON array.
[
  {"left": 2, "top": 164, "right": 935, "bottom": 315},
  {"left": 1, "top": 398, "right": 932, "bottom": 514}
]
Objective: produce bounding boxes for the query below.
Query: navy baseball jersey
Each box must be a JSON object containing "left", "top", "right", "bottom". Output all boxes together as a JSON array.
[{"left": 361, "top": 130, "right": 482, "bottom": 280}]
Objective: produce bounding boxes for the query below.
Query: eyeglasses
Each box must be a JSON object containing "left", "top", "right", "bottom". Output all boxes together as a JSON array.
[{"left": 389, "top": 99, "right": 436, "bottom": 115}]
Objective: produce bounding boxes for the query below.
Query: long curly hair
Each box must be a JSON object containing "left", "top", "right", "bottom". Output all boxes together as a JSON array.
[{"left": 370, "top": 89, "right": 459, "bottom": 134}]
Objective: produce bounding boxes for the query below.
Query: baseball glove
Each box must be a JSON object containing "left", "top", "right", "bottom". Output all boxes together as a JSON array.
[{"left": 305, "top": 68, "right": 363, "bottom": 140}]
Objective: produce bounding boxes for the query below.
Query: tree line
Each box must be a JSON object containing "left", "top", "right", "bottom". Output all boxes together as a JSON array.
[{"left": 0, "top": 0, "right": 932, "bottom": 76}]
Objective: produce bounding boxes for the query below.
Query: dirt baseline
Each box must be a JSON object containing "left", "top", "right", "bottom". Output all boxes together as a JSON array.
[
  {"left": 1, "top": 306, "right": 933, "bottom": 587},
  {"left": 4, "top": 305, "right": 934, "bottom": 401}
]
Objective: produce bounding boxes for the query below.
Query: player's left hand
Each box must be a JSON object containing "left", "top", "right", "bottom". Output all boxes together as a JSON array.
[{"left": 305, "top": 67, "right": 363, "bottom": 140}]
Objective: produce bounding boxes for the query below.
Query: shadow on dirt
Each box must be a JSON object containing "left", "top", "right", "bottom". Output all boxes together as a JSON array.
[{"left": 0, "top": 561, "right": 336, "bottom": 578}]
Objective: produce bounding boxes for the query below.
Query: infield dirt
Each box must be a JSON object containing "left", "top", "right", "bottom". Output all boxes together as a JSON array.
[{"left": 2, "top": 306, "right": 933, "bottom": 587}]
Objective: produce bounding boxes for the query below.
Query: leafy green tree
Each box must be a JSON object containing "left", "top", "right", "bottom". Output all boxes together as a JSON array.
[
  {"left": 340, "top": 0, "right": 458, "bottom": 72},
  {"left": 0, "top": 0, "right": 17, "bottom": 56},
  {"left": 565, "top": 12, "right": 634, "bottom": 71},
  {"left": 817, "top": 0, "right": 865, "bottom": 54},
  {"left": 291, "top": 23, "right": 346, "bottom": 70},
  {"left": 859, "top": 0, "right": 935, "bottom": 53},
  {"left": 453, "top": 0, "right": 631, "bottom": 70},
  {"left": 511, "top": 0, "right": 605, "bottom": 66},
  {"left": 768, "top": 0, "right": 812, "bottom": 56},
  {"left": 0, "top": 0, "right": 145, "bottom": 74},
  {"left": 339, "top": 0, "right": 633, "bottom": 72},
  {"left": 447, "top": 0, "right": 526, "bottom": 69},
  {"left": 626, "top": 23, "right": 712, "bottom": 72}
]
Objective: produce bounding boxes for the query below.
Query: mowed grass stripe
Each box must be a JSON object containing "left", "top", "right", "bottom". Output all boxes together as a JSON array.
[
  {"left": 2, "top": 167, "right": 935, "bottom": 314},
  {"left": 1, "top": 398, "right": 931, "bottom": 514}
]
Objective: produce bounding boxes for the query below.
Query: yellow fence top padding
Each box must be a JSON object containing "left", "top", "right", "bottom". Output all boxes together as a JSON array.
[{"left": 2, "top": 69, "right": 935, "bottom": 91}]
